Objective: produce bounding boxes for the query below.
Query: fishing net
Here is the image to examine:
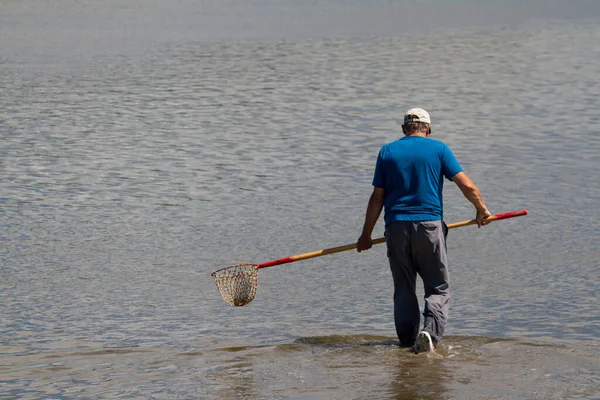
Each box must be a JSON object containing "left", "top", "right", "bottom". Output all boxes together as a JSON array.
[{"left": 211, "top": 264, "right": 258, "bottom": 306}]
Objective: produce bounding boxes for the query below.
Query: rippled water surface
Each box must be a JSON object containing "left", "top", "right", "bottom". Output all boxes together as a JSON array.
[{"left": 2, "top": 1, "right": 600, "bottom": 399}]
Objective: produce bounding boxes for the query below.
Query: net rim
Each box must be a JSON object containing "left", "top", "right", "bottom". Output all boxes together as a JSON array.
[{"left": 211, "top": 263, "right": 258, "bottom": 278}]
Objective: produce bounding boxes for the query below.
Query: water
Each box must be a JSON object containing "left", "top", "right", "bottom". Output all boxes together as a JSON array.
[{"left": 2, "top": 1, "right": 600, "bottom": 398}]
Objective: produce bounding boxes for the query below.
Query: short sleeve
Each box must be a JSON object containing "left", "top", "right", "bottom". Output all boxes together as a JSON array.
[
  {"left": 372, "top": 148, "right": 385, "bottom": 188},
  {"left": 442, "top": 145, "right": 463, "bottom": 180}
]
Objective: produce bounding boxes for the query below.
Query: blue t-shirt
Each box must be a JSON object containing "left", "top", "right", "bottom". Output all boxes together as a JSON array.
[{"left": 372, "top": 136, "right": 463, "bottom": 225}]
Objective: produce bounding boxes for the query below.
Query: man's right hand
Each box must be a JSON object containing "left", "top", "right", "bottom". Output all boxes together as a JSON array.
[
  {"left": 476, "top": 208, "right": 492, "bottom": 228},
  {"left": 356, "top": 234, "right": 373, "bottom": 252}
]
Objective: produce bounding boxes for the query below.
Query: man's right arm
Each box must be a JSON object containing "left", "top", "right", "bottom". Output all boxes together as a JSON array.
[
  {"left": 451, "top": 172, "right": 492, "bottom": 227},
  {"left": 357, "top": 187, "right": 385, "bottom": 252}
]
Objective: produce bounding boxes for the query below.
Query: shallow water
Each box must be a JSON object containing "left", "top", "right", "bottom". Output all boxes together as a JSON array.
[
  {"left": 2, "top": 0, "right": 600, "bottom": 398},
  {"left": 3, "top": 335, "right": 599, "bottom": 399}
]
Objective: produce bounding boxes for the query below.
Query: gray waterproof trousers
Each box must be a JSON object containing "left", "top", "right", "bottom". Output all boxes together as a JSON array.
[{"left": 385, "top": 220, "right": 450, "bottom": 347}]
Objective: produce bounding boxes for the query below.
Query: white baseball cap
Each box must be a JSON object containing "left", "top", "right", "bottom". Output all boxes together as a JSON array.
[{"left": 403, "top": 108, "right": 431, "bottom": 124}]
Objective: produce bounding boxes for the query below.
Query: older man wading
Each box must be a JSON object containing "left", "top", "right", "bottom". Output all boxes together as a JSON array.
[{"left": 357, "top": 108, "right": 491, "bottom": 353}]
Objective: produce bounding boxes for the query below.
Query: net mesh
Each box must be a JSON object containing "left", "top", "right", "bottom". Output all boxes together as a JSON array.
[{"left": 211, "top": 264, "right": 258, "bottom": 306}]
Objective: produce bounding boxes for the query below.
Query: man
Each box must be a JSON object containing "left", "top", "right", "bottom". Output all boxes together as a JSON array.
[{"left": 356, "top": 108, "right": 491, "bottom": 353}]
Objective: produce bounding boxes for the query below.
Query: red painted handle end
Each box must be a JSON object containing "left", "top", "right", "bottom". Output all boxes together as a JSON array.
[{"left": 492, "top": 209, "right": 528, "bottom": 221}]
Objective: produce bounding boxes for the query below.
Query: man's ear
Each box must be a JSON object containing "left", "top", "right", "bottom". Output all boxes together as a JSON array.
[{"left": 401, "top": 125, "right": 406, "bottom": 135}]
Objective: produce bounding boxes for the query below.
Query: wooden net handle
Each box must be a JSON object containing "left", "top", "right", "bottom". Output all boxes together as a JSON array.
[{"left": 257, "top": 209, "right": 527, "bottom": 269}]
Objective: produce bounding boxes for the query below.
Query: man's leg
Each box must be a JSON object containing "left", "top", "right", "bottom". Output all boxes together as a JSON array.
[
  {"left": 413, "top": 220, "right": 450, "bottom": 344},
  {"left": 386, "top": 222, "right": 420, "bottom": 347}
]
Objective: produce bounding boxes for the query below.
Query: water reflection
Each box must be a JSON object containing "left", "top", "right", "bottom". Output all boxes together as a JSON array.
[
  {"left": 388, "top": 353, "right": 452, "bottom": 400},
  {"left": 208, "top": 359, "right": 260, "bottom": 400}
]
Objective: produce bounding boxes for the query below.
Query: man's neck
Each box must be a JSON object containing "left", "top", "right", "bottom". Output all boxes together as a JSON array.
[{"left": 405, "top": 133, "right": 428, "bottom": 138}]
